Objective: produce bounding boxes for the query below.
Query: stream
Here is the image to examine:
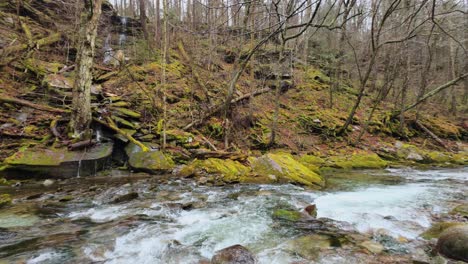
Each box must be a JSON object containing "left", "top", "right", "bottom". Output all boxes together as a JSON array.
[{"left": 0, "top": 167, "right": 466, "bottom": 263}]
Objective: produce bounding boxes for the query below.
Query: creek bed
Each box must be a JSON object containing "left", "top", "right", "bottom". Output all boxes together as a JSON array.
[{"left": 0, "top": 167, "right": 466, "bottom": 263}]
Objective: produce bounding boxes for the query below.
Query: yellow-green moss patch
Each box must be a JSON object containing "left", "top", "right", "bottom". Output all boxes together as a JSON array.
[
  {"left": 327, "top": 152, "right": 388, "bottom": 169},
  {"left": 251, "top": 152, "right": 324, "bottom": 188}
]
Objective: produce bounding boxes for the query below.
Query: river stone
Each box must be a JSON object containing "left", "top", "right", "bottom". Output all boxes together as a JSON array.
[
  {"left": 211, "top": 244, "right": 256, "bottom": 264},
  {"left": 305, "top": 204, "right": 317, "bottom": 217},
  {"left": 0, "top": 194, "right": 12, "bottom": 208},
  {"left": 250, "top": 152, "right": 324, "bottom": 188},
  {"left": 284, "top": 234, "right": 333, "bottom": 260},
  {"left": 1, "top": 142, "right": 113, "bottom": 178},
  {"left": 436, "top": 225, "right": 468, "bottom": 262},
  {"left": 111, "top": 192, "right": 139, "bottom": 204},
  {"left": 360, "top": 240, "right": 384, "bottom": 254},
  {"left": 128, "top": 150, "right": 175, "bottom": 174}
]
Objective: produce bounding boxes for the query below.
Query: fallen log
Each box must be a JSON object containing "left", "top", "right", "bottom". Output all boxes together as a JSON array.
[
  {"left": 415, "top": 120, "right": 450, "bottom": 151},
  {"left": 183, "top": 87, "right": 271, "bottom": 130},
  {"left": 93, "top": 117, "right": 149, "bottom": 152},
  {"left": 68, "top": 139, "right": 97, "bottom": 151},
  {"left": 0, "top": 33, "right": 61, "bottom": 55},
  {"left": 0, "top": 94, "right": 69, "bottom": 114}
]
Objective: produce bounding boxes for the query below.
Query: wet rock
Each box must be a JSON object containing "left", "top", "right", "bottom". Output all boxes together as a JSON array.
[
  {"left": 359, "top": 240, "right": 384, "bottom": 254},
  {"left": 58, "top": 195, "right": 74, "bottom": 202},
  {"left": 211, "top": 244, "right": 256, "bottom": 264},
  {"left": 285, "top": 234, "right": 334, "bottom": 260},
  {"left": 0, "top": 194, "right": 12, "bottom": 208},
  {"left": 436, "top": 225, "right": 468, "bottom": 262},
  {"left": 2, "top": 142, "right": 113, "bottom": 178},
  {"left": 251, "top": 152, "right": 324, "bottom": 188},
  {"left": 304, "top": 204, "right": 317, "bottom": 218},
  {"left": 43, "top": 179, "right": 54, "bottom": 187},
  {"left": 111, "top": 192, "right": 139, "bottom": 204},
  {"left": 272, "top": 209, "right": 303, "bottom": 222},
  {"left": 421, "top": 222, "right": 465, "bottom": 240},
  {"left": 191, "top": 158, "right": 251, "bottom": 183},
  {"left": 128, "top": 150, "right": 175, "bottom": 174}
]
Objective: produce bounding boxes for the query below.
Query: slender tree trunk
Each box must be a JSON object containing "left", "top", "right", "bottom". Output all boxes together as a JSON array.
[
  {"left": 161, "top": 0, "right": 168, "bottom": 149},
  {"left": 69, "top": 0, "right": 103, "bottom": 139},
  {"left": 139, "top": 0, "right": 149, "bottom": 41}
]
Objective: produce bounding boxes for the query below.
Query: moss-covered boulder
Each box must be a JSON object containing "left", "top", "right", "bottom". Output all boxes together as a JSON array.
[
  {"left": 272, "top": 209, "right": 303, "bottom": 222},
  {"left": 284, "top": 234, "right": 335, "bottom": 260},
  {"left": 2, "top": 143, "right": 113, "bottom": 178},
  {"left": 0, "top": 194, "right": 12, "bottom": 208},
  {"left": 436, "top": 225, "right": 468, "bottom": 262},
  {"left": 251, "top": 152, "right": 324, "bottom": 188},
  {"left": 326, "top": 152, "right": 388, "bottom": 170},
  {"left": 298, "top": 155, "right": 324, "bottom": 173},
  {"left": 420, "top": 222, "right": 465, "bottom": 240},
  {"left": 165, "top": 129, "right": 200, "bottom": 149},
  {"left": 191, "top": 158, "right": 253, "bottom": 183},
  {"left": 128, "top": 150, "right": 175, "bottom": 174}
]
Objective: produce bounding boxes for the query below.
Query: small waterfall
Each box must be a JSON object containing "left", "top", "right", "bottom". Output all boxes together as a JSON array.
[
  {"left": 103, "top": 34, "right": 114, "bottom": 65},
  {"left": 96, "top": 127, "right": 103, "bottom": 142},
  {"left": 119, "top": 16, "right": 128, "bottom": 47}
]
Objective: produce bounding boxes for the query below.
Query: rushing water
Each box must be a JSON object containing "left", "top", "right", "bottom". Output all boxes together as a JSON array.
[{"left": 0, "top": 167, "right": 466, "bottom": 263}]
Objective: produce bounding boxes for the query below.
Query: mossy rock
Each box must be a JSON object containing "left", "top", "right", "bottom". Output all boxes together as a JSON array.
[
  {"left": 299, "top": 155, "right": 325, "bottom": 173},
  {"left": 426, "top": 151, "right": 452, "bottom": 164},
  {"left": 251, "top": 152, "right": 324, "bottom": 188},
  {"left": 0, "top": 194, "right": 12, "bottom": 208},
  {"left": 436, "top": 225, "right": 468, "bottom": 262},
  {"left": 128, "top": 150, "right": 175, "bottom": 174},
  {"left": 420, "top": 222, "right": 465, "bottom": 240},
  {"left": 2, "top": 143, "right": 113, "bottom": 178},
  {"left": 192, "top": 158, "right": 252, "bottom": 183},
  {"left": 451, "top": 153, "right": 468, "bottom": 165},
  {"left": 272, "top": 209, "right": 303, "bottom": 222},
  {"left": 450, "top": 204, "right": 468, "bottom": 217},
  {"left": 112, "top": 107, "right": 142, "bottom": 119},
  {"left": 326, "top": 152, "right": 387, "bottom": 170},
  {"left": 284, "top": 234, "right": 336, "bottom": 260},
  {"left": 165, "top": 129, "right": 200, "bottom": 149}
]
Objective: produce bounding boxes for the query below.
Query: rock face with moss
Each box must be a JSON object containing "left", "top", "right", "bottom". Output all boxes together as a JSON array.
[
  {"left": 0, "top": 194, "right": 12, "bottom": 208},
  {"left": 1, "top": 143, "right": 113, "bottom": 178},
  {"left": 326, "top": 152, "right": 388, "bottom": 170},
  {"left": 128, "top": 150, "right": 175, "bottom": 174},
  {"left": 251, "top": 152, "right": 325, "bottom": 188}
]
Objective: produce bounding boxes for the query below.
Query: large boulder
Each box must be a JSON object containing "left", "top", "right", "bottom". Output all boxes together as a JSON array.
[
  {"left": 128, "top": 150, "right": 175, "bottom": 174},
  {"left": 1, "top": 143, "right": 113, "bottom": 178},
  {"left": 211, "top": 245, "right": 256, "bottom": 264},
  {"left": 250, "top": 152, "right": 324, "bottom": 188},
  {"left": 284, "top": 234, "right": 335, "bottom": 260},
  {"left": 436, "top": 225, "right": 468, "bottom": 262}
]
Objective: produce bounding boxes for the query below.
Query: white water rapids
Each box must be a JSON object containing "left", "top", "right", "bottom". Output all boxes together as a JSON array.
[{"left": 4, "top": 167, "right": 466, "bottom": 264}]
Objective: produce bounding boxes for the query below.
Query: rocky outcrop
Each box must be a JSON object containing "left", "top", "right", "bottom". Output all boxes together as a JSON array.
[
  {"left": 250, "top": 152, "right": 325, "bottom": 188},
  {"left": 436, "top": 225, "right": 468, "bottom": 262},
  {"left": 127, "top": 150, "right": 175, "bottom": 174},
  {"left": 1, "top": 142, "right": 113, "bottom": 178},
  {"left": 211, "top": 245, "right": 256, "bottom": 264}
]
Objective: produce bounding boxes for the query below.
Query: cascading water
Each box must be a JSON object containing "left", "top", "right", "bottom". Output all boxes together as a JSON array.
[
  {"left": 103, "top": 34, "right": 114, "bottom": 65},
  {"left": 1, "top": 168, "right": 466, "bottom": 263},
  {"left": 119, "top": 16, "right": 127, "bottom": 47}
]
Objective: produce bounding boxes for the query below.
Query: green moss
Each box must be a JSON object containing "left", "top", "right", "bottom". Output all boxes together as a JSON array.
[
  {"left": 113, "top": 107, "right": 142, "bottom": 119},
  {"left": 452, "top": 153, "right": 468, "bottom": 165},
  {"left": 128, "top": 151, "right": 175, "bottom": 173},
  {"left": 165, "top": 129, "right": 199, "bottom": 148},
  {"left": 272, "top": 209, "right": 303, "bottom": 221},
  {"left": 327, "top": 152, "right": 387, "bottom": 170},
  {"left": 0, "top": 194, "right": 12, "bottom": 208},
  {"left": 420, "top": 222, "right": 465, "bottom": 240},
  {"left": 298, "top": 155, "right": 325, "bottom": 173},
  {"left": 23, "top": 58, "right": 63, "bottom": 76},
  {"left": 297, "top": 108, "right": 352, "bottom": 136},
  {"left": 193, "top": 158, "right": 250, "bottom": 182},
  {"left": 450, "top": 204, "right": 468, "bottom": 217},
  {"left": 251, "top": 152, "right": 324, "bottom": 188},
  {"left": 422, "top": 117, "right": 461, "bottom": 139},
  {"left": 427, "top": 151, "right": 451, "bottom": 164}
]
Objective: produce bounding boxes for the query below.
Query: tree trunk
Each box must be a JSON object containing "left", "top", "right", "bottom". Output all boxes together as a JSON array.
[
  {"left": 69, "top": 0, "right": 103, "bottom": 139},
  {"left": 139, "top": 0, "right": 149, "bottom": 41}
]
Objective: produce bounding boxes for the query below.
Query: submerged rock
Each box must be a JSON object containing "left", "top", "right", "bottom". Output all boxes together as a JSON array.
[
  {"left": 250, "top": 152, "right": 324, "bottom": 188},
  {"left": 211, "top": 244, "right": 256, "bottom": 264},
  {"left": 111, "top": 192, "right": 139, "bottom": 204},
  {"left": 1, "top": 143, "right": 113, "bottom": 178},
  {"left": 284, "top": 234, "right": 334, "bottom": 260},
  {"left": 128, "top": 150, "right": 175, "bottom": 174},
  {"left": 436, "top": 225, "right": 468, "bottom": 262}
]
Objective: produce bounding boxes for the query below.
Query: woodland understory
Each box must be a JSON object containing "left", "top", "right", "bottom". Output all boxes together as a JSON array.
[{"left": 0, "top": 0, "right": 467, "bottom": 180}]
